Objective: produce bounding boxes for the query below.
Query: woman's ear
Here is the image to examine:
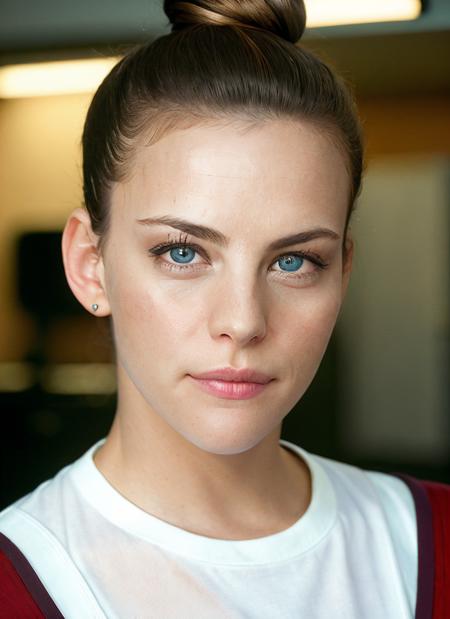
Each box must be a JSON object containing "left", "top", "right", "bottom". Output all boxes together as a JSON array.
[
  {"left": 61, "top": 207, "right": 111, "bottom": 317},
  {"left": 341, "top": 233, "right": 354, "bottom": 298}
]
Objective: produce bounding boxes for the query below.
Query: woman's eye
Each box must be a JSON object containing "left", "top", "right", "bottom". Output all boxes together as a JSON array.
[
  {"left": 270, "top": 252, "right": 327, "bottom": 280},
  {"left": 148, "top": 242, "right": 205, "bottom": 272},
  {"left": 275, "top": 255, "right": 305, "bottom": 272},
  {"left": 168, "top": 246, "right": 197, "bottom": 264}
]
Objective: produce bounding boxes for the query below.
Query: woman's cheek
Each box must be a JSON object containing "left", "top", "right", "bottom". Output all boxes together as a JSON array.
[
  {"left": 111, "top": 283, "right": 189, "bottom": 364},
  {"left": 284, "top": 289, "right": 341, "bottom": 355}
]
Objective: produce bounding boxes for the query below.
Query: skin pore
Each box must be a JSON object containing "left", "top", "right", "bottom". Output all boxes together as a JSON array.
[{"left": 62, "top": 118, "right": 353, "bottom": 540}]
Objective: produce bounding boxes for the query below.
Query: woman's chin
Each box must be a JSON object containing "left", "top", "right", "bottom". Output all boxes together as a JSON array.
[{"left": 173, "top": 414, "right": 282, "bottom": 456}]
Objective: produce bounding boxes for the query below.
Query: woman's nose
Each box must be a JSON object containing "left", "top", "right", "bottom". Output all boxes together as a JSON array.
[{"left": 208, "top": 275, "right": 267, "bottom": 347}]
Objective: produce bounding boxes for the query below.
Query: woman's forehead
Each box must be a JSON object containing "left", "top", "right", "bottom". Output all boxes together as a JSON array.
[
  {"left": 136, "top": 118, "right": 343, "bottom": 172},
  {"left": 124, "top": 121, "right": 348, "bottom": 193},
  {"left": 112, "top": 119, "right": 350, "bottom": 231}
]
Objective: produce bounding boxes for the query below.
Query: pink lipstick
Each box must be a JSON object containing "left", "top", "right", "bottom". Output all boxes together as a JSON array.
[{"left": 188, "top": 367, "right": 273, "bottom": 400}]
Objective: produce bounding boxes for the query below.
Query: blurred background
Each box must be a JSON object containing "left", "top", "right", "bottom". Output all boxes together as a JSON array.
[{"left": 0, "top": 0, "right": 449, "bottom": 508}]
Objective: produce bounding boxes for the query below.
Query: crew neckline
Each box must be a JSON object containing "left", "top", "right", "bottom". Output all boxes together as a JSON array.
[{"left": 69, "top": 438, "right": 337, "bottom": 566}]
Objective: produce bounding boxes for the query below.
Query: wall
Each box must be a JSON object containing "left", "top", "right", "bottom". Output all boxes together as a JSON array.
[
  {"left": 338, "top": 155, "right": 449, "bottom": 462},
  {"left": 0, "top": 93, "right": 93, "bottom": 362}
]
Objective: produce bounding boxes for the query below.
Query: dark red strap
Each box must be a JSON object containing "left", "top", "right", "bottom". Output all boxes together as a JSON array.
[
  {"left": 392, "top": 473, "right": 434, "bottom": 619},
  {"left": 0, "top": 532, "right": 64, "bottom": 618},
  {"left": 0, "top": 548, "right": 45, "bottom": 618},
  {"left": 422, "top": 480, "right": 450, "bottom": 619},
  {"left": 392, "top": 473, "right": 450, "bottom": 619}
]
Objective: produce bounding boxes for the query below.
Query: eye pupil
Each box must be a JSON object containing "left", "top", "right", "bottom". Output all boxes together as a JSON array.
[
  {"left": 278, "top": 255, "right": 304, "bottom": 272},
  {"left": 170, "top": 246, "right": 195, "bottom": 264}
]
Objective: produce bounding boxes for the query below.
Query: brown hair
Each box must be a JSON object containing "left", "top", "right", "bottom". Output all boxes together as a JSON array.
[{"left": 82, "top": 0, "right": 364, "bottom": 252}]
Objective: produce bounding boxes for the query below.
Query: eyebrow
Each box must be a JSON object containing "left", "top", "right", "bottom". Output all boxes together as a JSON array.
[{"left": 136, "top": 215, "right": 340, "bottom": 250}]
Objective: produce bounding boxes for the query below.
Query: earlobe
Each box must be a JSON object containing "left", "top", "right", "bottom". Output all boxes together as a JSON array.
[{"left": 61, "top": 207, "right": 111, "bottom": 316}]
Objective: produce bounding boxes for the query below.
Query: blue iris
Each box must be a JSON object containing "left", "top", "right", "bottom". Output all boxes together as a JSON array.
[
  {"left": 170, "top": 247, "right": 196, "bottom": 263},
  {"left": 278, "top": 255, "right": 304, "bottom": 272},
  {"left": 169, "top": 247, "right": 304, "bottom": 272}
]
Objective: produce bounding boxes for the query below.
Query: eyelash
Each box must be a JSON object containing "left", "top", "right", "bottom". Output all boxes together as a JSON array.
[{"left": 148, "top": 233, "right": 329, "bottom": 279}]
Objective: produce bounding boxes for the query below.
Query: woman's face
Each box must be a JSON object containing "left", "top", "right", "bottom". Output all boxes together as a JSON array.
[{"left": 100, "top": 119, "right": 352, "bottom": 455}]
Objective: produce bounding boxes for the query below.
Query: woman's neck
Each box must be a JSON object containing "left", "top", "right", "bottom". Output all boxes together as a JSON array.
[{"left": 94, "top": 402, "right": 311, "bottom": 540}]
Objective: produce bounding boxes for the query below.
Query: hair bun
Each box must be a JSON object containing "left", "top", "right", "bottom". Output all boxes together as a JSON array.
[{"left": 163, "top": 0, "right": 306, "bottom": 44}]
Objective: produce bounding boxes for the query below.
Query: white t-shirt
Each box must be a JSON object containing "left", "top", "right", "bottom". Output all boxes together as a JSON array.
[{"left": 0, "top": 439, "right": 418, "bottom": 618}]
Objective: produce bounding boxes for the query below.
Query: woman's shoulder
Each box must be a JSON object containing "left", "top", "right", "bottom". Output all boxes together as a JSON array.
[
  {"left": 282, "top": 440, "right": 419, "bottom": 521},
  {"left": 310, "top": 448, "right": 450, "bottom": 525},
  {"left": 309, "top": 449, "right": 450, "bottom": 616},
  {"left": 0, "top": 458, "right": 78, "bottom": 566},
  {"left": 0, "top": 442, "right": 108, "bottom": 618},
  {"left": 310, "top": 451, "right": 419, "bottom": 541},
  {"left": 0, "top": 500, "right": 107, "bottom": 618},
  {"left": 284, "top": 444, "right": 419, "bottom": 558}
]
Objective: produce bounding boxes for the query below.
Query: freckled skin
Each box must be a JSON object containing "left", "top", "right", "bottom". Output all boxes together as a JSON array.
[{"left": 65, "top": 118, "right": 353, "bottom": 537}]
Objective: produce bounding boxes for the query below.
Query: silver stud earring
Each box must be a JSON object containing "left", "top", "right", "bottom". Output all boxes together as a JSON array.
[{"left": 91, "top": 303, "right": 99, "bottom": 312}]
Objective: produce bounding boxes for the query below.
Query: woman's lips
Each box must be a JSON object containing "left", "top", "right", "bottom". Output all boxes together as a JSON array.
[{"left": 188, "top": 376, "right": 271, "bottom": 400}]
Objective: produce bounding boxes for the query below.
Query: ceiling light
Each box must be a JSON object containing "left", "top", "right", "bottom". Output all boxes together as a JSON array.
[
  {"left": 0, "top": 57, "right": 120, "bottom": 99},
  {"left": 306, "top": 0, "right": 422, "bottom": 28}
]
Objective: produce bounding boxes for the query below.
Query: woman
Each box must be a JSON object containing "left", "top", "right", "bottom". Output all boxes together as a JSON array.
[{"left": 0, "top": 1, "right": 448, "bottom": 617}]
